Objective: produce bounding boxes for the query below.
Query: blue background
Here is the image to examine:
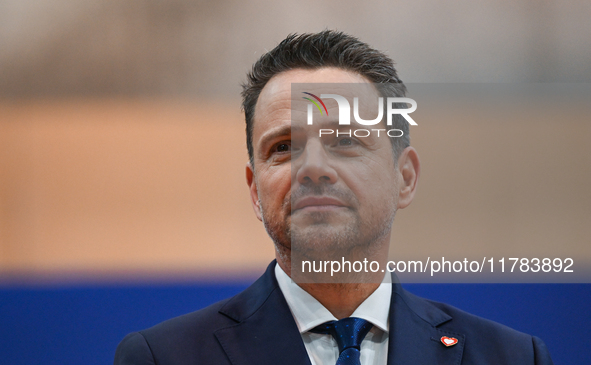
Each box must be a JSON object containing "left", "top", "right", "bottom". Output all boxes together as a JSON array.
[{"left": 1, "top": 282, "right": 589, "bottom": 365}]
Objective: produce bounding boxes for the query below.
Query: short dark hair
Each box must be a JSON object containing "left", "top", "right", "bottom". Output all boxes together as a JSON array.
[{"left": 241, "top": 30, "right": 409, "bottom": 165}]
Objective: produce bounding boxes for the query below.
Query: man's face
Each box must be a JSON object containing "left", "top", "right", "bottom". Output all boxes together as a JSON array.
[{"left": 246, "top": 68, "right": 404, "bottom": 265}]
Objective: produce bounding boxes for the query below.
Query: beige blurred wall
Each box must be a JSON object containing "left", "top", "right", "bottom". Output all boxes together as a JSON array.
[
  {"left": 1, "top": 94, "right": 589, "bottom": 276},
  {"left": 0, "top": 99, "right": 276, "bottom": 275},
  {"left": 1, "top": 0, "right": 590, "bottom": 278}
]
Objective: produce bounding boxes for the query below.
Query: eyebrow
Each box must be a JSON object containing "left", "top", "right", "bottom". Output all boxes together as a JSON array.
[
  {"left": 315, "top": 118, "right": 342, "bottom": 128},
  {"left": 258, "top": 124, "right": 306, "bottom": 151},
  {"left": 259, "top": 125, "right": 290, "bottom": 151}
]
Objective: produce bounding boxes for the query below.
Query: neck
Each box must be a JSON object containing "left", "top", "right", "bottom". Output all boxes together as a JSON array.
[
  {"left": 299, "top": 281, "right": 381, "bottom": 319},
  {"left": 276, "top": 253, "right": 385, "bottom": 319}
]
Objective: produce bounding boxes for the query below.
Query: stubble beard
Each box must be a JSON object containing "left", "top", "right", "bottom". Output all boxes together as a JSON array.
[
  {"left": 260, "top": 194, "right": 397, "bottom": 276},
  {"left": 259, "top": 197, "right": 292, "bottom": 266}
]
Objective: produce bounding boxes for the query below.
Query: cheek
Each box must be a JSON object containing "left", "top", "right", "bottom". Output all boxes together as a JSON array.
[
  {"left": 258, "top": 166, "right": 292, "bottom": 206},
  {"left": 344, "top": 163, "right": 399, "bottom": 205}
]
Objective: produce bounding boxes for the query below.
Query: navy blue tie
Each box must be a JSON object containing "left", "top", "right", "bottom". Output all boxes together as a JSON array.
[{"left": 311, "top": 317, "right": 374, "bottom": 365}]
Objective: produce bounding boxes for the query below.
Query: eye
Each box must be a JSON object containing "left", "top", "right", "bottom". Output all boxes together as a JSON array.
[
  {"left": 338, "top": 138, "right": 353, "bottom": 146},
  {"left": 273, "top": 142, "right": 291, "bottom": 153}
]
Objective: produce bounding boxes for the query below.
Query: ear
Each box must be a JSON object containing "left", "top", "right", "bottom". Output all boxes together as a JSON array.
[
  {"left": 246, "top": 162, "right": 263, "bottom": 221},
  {"left": 397, "top": 146, "right": 420, "bottom": 209}
]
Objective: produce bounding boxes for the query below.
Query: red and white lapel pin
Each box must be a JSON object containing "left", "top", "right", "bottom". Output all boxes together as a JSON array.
[{"left": 440, "top": 336, "right": 458, "bottom": 347}]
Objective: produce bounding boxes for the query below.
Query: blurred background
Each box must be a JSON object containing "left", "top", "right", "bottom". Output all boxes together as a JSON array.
[{"left": 1, "top": 0, "right": 590, "bottom": 364}]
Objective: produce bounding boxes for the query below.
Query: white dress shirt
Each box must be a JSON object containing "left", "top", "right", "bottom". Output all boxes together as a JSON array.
[{"left": 275, "top": 264, "right": 391, "bottom": 365}]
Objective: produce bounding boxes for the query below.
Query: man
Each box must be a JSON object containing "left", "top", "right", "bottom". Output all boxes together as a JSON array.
[{"left": 115, "top": 30, "right": 554, "bottom": 365}]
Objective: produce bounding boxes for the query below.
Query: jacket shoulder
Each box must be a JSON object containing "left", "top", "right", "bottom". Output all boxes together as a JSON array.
[
  {"left": 115, "top": 297, "right": 238, "bottom": 365},
  {"left": 425, "top": 296, "right": 530, "bottom": 338},
  {"left": 115, "top": 262, "right": 279, "bottom": 365},
  {"left": 410, "top": 291, "right": 554, "bottom": 364},
  {"left": 142, "top": 296, "right": 237, "bottom": 338}
]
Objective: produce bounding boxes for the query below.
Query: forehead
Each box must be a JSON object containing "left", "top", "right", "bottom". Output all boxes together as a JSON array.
[{"left": 253, "top": 68, "right": 372, "bottom": 137}]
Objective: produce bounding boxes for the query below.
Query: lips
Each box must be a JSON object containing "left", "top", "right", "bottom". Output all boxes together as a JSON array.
[{"left": 292, "top": 196, "right": 347, "bottom": 212}]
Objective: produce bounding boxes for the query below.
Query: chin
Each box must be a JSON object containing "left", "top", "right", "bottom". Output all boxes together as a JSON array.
[{"left": 290, "top": 227, "right": 360, "bottom": 255}]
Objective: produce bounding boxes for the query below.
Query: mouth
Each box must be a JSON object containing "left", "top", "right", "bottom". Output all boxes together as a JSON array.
[{"left": 292, "top": 196, "right": 348, "bottom": 213}]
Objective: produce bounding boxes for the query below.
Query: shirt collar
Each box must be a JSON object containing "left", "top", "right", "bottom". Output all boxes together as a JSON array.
[{"left": 274, "top": 264, "right": 391, "bottom": 334}]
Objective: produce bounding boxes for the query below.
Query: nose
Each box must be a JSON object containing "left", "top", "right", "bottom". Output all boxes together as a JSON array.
[{"left": 294, "top": 139, "right": 338, "bottom": 185}]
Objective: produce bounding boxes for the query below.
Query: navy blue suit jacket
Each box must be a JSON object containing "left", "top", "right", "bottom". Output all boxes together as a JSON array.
[{"left": 115, "top": 261, "right": 553, "bottom": 364}]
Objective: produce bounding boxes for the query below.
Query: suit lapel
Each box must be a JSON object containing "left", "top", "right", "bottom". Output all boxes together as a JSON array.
[
  {"left": 214, "top": 261, "right": 312, "bottom": 365},
  {"left": 387, "top": 278, "right": 465, "bottom": 364}
]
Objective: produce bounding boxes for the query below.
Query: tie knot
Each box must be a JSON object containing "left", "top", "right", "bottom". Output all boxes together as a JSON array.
[{"left": 311, "top": 317, "right": 374, "bottom": 353}]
